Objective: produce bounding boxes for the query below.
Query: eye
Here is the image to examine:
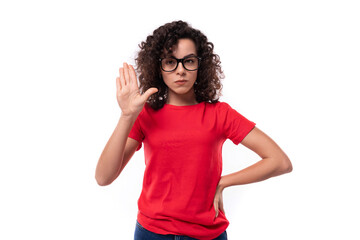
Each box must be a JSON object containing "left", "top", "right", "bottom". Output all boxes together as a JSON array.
[
  {"left": 184, "top": 57, "right": 197, "bottom": 64},
  {"left": 165, "top": 59, "right": 175, "bottom": 65}
]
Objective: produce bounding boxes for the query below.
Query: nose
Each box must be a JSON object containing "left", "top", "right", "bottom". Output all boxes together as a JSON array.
[{"left": 176, "top": 61, "right": 186, "bottom": 75}]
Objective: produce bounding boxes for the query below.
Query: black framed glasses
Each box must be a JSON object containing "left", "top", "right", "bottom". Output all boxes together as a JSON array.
[{"left": 159, "top": 56, "right": 201, "bottom": 72}]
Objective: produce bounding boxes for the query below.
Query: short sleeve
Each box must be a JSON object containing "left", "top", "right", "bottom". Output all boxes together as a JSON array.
[
  {"left": 219, "top": 102, "right": 256, "bottom": 145},
  {"left": 128, "top": 112, "right": 144, "bottom": 151}
]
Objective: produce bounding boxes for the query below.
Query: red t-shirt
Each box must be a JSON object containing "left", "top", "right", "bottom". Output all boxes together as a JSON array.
[{"left": 128, "top": 101, "right": 256, "bottom": 239}]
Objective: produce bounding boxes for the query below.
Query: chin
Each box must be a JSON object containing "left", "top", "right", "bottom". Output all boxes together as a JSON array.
[{"left": 171, "top": 88, "right": 193, "bottom": 95}]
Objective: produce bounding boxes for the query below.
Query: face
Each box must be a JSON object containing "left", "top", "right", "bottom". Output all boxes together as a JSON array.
[{"left": 160, "top": 38, "right": 198, "bottom": 103}]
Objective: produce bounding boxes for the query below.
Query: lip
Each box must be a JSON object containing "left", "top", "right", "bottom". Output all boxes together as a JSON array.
[{"left": 175, "top": 80, "right": 187, "bottom": 85}]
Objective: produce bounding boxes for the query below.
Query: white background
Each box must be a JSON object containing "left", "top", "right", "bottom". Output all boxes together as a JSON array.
[{"left": 1, "top": 0, "right": 359, "bottom": 239}]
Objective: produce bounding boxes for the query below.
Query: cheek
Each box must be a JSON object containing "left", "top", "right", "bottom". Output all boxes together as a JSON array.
[
  {"left": 161, "top": 73, "right": 172, "bottom": 85},
  {"left": 191, "top": 72, "right": 198, "bottom": 81}
]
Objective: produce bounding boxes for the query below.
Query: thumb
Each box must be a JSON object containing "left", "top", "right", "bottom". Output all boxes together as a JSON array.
[{"left": 142, "top": 87, "right": 158, "bottom": 102}]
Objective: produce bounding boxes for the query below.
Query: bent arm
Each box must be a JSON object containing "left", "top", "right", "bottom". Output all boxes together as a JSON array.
[
  {"left": 95, "top": 115, "right": 139, "bottom": 186},
  {"left": 218, "top": 127, "right": 292, "bottom": 190}
]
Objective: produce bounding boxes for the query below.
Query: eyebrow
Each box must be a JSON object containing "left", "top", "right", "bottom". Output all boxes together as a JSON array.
[
  {"left": 183, "top": 53, "right": 197, "bottom": 58},
  {"left": 166, "top": 53, "right": 197, "bottom": 58}
]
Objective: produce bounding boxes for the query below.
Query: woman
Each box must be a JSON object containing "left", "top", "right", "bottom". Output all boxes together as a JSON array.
[{"left": 95, "top": 20, "right": 292, "bottom": 240}]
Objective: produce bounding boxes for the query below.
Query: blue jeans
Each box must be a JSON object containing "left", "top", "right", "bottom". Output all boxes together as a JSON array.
[{"left": 134, "top": 220, "right": 228, "bottom": 240}]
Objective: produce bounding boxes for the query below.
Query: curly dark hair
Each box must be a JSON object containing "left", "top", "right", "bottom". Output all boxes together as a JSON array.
[{"left": 135, "top": 20, "right": 224, "bottom": 110}]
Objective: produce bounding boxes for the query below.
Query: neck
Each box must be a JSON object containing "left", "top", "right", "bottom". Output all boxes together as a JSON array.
[{"left": 166, "top": 88, "right": 198, "bottom": 106}]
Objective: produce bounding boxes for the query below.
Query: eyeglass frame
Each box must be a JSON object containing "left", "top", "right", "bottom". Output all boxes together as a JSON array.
[{"left": 159, "top": 56, "right": 202, "bottom": 72}]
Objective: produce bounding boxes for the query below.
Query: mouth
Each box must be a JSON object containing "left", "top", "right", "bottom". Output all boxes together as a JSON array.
[{"left": 175, "top": 80, "right": 187, "bottom": 85}]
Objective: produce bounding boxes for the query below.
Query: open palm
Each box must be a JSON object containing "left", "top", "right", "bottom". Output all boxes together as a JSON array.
[{"left": 116, "top": 62, "right": 158, "bottom": 117}]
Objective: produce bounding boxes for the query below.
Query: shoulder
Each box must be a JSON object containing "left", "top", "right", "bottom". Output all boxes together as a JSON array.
[
  {"left": 134, "top": 103, "right": 151, "bottom": 121},
  {"left": 210, "top": 101, "right": 232, "bottom": 112},
  {"left": 143, "top": 102, "right": 157, "bottom": 113},
  {"left": 209, "top": 101, "right": 230, "bottom": 107},
  {"left": 202, "top": 101, "right": 234, "bottom": 118}
]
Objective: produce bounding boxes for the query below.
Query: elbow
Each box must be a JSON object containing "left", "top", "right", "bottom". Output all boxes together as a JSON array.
[
  {"left": 95, "top": 174, "right": 112, "bottom": 186},
  {"left": 96, "top": 179, "right": 109, "bottom": 187},
  {"left": 280, "top": 156, "right": 293, "bottom": 174}
]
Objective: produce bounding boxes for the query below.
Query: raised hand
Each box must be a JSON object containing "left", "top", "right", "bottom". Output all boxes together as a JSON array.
[{"left": 116, "top": 62, "right": 158, "bottom": 117}]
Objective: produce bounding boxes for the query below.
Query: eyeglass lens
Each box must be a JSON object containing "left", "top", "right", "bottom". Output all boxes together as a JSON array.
[{"left": 161, "top": 57, "right": 199, "bottom": 71}]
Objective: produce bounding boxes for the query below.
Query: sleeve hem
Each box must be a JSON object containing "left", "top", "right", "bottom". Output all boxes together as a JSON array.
[
  {"left": 232, "top": 122, "right": 256, "bottom": 145},
  {"left": 128, "top": 135, "right": 142, "bottom": 151}
]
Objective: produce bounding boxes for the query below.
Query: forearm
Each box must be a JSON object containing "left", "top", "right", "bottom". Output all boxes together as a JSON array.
[
  {"left": 95, "top": 114, "right": 137, "bottom": 186},
  {"left": 218, "top": 157, "right": 292, "bottom": 190}
]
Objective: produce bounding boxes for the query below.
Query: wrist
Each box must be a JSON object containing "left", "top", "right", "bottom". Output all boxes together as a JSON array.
[
  {"left": 218, "top": 176, "right": 228, "bottom": 191},
  {"left": 120, "top": 112, "right": 138, "bottom": 121}
]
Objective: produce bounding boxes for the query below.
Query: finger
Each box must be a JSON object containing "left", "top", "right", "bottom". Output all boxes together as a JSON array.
[
  {"left": 119, "top": 67, "right": 125, "bottom": 90},
  {"left": 116, "top": 77, "right": 121, "bottom": 92},
  {"left": 214, "top": 201, "right": 218, "bottom": 218},
  {"left": 220, "top": 201, "right": 225, "bottom": 214},
  {"left": 128, "top": 64, "right": 137, "bottom": 87},
  {"left": 123, "top": 62, "right": 130, "bottom": 86}
]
